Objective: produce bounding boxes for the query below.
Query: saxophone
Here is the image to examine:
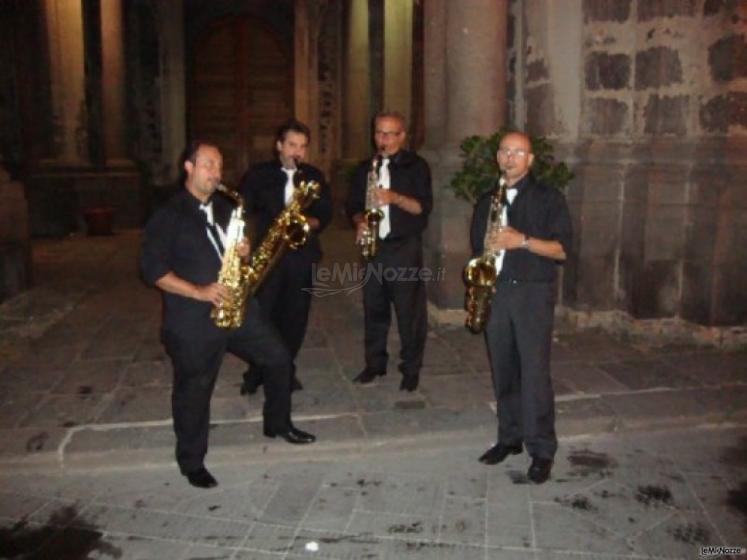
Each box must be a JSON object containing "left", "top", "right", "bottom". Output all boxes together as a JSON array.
[
  {"left": 245, "top": 174, "right": 321, "bottom": 303},
  {"left": 463, "top": 173, "right": 508, "bottom": 334},
  {"left": 359, "top": 155, "right": 384, "bottom": 258},
  {"left": 211, "top": 184, "right": 252, "bottom": 329},
  {"left": 210, "top": 178, "right": 321, "bottom": 329}
]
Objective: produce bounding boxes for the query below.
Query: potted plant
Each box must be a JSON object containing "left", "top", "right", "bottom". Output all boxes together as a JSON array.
[{"left": 447, "top": 128, "right": 574, "bottom": 205}]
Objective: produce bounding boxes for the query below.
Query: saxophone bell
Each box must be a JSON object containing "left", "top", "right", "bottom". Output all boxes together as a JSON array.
[{"left": 284, "top": 213, "right": 311, "bottom": 250}]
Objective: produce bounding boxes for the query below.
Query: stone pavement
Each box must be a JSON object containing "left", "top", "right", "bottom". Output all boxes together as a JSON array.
[
  {"left": 0, "top": 222, "right": 745, "bottom": 558},
  {"left": 0, "top": 427, "right": 745, "bottom": 559}
]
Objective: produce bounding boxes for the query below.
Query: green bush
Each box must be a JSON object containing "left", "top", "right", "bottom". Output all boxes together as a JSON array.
[{"left": 447, "top": 128, "right": 574, "bottom": 205}]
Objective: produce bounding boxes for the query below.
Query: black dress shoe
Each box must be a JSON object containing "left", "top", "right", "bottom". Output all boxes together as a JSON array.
[
  {"left": 240, "top": 369, "right": 263, "bottom": 395},
  {"left": 353, "top": 369, "right": 385, "bottom": 384},
  {"left": 185, "top": 467, "right": 218, "bottom": 489},
  {"left": 263, "top": 426, "right": 316, "bottom": 444},
  {"left": 399, "top": 375, "right": 419, "bottom": 392},
  {"left": 527, "top": 457, "right": 553, "bottom": 484},
  {"left": 478, "top": 443, "right": 522, "bottom": 465}
]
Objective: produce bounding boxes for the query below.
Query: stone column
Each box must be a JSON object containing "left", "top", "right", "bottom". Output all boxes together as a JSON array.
[
  {"left": 343, "top": 0, "right": 371, "bottom": 159},
  {"left": 44, "top": 0, "right": 88, "bottom": 165},
  {"left": 295, "top": 0, "right": 320, "bottom": 162},
  {"left": 100, "top": 0, "right": 129, "bottom": 165},
  {"left": 158, "top": 0, "right": 186, "bottom": 186},
  {"left": 383, "top": 0, "right": 413, "bottom": 123},
  {"left": 422, "top": 0, "right": 508, "bottom": 311},
  {"left": 444, "top": 1, "right": 507, "bottom": 142}
]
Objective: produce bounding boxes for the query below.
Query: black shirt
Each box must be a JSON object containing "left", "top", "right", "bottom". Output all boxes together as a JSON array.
[
  {"left": 239, "top": 160, "right": 333, "bottom": 262},
  {"left": 470, "top": 174, "right": 572, "bottom": 283},
  {"left": 346, "top": 149, "right": 433, "bottom": 240},
  {"left": 140, "top": 188, "right": 233, "bottom": 337}
]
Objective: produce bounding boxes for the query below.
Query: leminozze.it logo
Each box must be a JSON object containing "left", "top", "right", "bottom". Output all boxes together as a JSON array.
[
  {"left": 700, "top": 546, "right": 746, "bottom": 558},
  {"left": 303, "top": 262, "right": 446, "bottom": 297}
]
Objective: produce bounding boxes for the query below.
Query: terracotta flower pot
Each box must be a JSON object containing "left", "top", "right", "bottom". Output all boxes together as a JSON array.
[{"left": 83, "top": 207, "right": 114, "bottom": 236}]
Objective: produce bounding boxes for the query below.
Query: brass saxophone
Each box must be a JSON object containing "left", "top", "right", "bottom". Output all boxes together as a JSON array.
[
  {"left": 245, "top": 173, "right": 321, "bottom": 303},
  {"left": 359, "top": 155, "right": 384, "bottom": 258},
  {"left": 211, "top": 184, "right": 252, "bottom": 329},
  {"left": 463, "top": 173, "right": 508, "bottom": 334},
  {"left": 210, "top": 177, "right": 321, "bottom": 329}
]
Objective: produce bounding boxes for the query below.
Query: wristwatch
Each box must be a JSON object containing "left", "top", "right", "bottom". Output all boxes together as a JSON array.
[{"left": 521, "top": 234, "right": 530, "bottom": 249}]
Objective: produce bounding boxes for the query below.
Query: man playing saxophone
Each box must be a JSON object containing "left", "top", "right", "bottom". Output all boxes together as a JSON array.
[
  {"left": 470, "top": 131, "right": 572, "bottom": 484},
  {"left": 237, "top": 119, "right": 332, "bottom": 396},
  {"left": 140, "top": 141, "right": 315, "bottom": 490},
  {"left": 346, "top": 111, "right": 433, "bottom": 392}
]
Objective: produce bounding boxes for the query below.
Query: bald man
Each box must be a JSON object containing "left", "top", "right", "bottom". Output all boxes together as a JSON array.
[{"left": 469, "top": 131, "right": 572, "bottom": 484}]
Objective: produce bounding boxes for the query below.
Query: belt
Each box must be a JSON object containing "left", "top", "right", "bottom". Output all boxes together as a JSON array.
[
  {"left": 497, "top": 277, "right": 553, "bottom": 285},
  {"left": 379, "top": 235, "right": 418, "bottom": 245}
]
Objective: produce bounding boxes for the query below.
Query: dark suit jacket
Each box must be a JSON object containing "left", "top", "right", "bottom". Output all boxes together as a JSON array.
[
  {"left": 470, "top": 174, "right": 572, "bottom": 283},
  {"left": 239, "top": 161, "right": 333, "bottom": 262},
  {"left": 346, "top": 149, "right": 433, "bottom": 240}
]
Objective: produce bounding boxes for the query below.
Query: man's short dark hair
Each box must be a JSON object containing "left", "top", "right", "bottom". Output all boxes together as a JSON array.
[
  {"left": 182, "top": 140, "right": 219, "bottom": 165},
  {"left": 275, "top": 119, "right": 311, "bottom": 144}
]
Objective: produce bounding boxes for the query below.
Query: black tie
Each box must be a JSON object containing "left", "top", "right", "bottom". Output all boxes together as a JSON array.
[{"left": 206, "top": 222, "right": 225, "bottom": 256}]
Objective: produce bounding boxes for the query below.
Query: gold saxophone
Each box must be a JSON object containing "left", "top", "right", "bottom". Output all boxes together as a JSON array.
[
  {"left": 463, "top": 173, "right": 508, "bottom": 334},
  {"left": 211, "top": 184, "right": 251, "bottom": 329},
  {"left": 211, "top": 177, "right": 321, "bottom": 329},
  {"left": 359, "top": 155, "right": 384, "bottom": 258}
]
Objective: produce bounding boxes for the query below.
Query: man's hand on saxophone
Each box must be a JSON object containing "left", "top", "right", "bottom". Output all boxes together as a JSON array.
[
  {"left": 196, "top": 283, "right": 231, "bottom": 307},
  {"left": 488, "top": 225, "right": 524, "bottom": 251},
  {"left": 353, "top": 214, "right": 370, "bottom": 245},
  {"left": 236, "top": 238, "right": 251, "bottom": 259},
  {"left": 153, "top": 271, "right": 228, "bottom": 307},
  {"left": 373, "top": 189, "right": 423, "bottom": 215}
]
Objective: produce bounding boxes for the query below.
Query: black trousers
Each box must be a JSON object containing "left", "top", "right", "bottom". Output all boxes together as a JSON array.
[
  {"left": 484, "top": 280, "right": 557, "bottom": 460},
  {"left": 246, "top": 252, "right": 313, "bottom": 386},
  {"left": 257, "top": 252, "right": 313, "bottom": 361},
  {"left": 362, "top": 236, "right": 427, "bottom": 377},
  {"left": 163, "top": 298, "right": 292, "bottom": 474}
]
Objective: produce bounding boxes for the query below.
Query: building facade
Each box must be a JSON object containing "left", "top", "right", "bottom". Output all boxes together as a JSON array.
[{"left": 1, "top": 0, "right": 745, "bottom": 335}]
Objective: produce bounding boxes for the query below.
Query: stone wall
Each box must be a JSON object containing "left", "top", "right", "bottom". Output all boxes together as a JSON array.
[{"left": 514, "top": 0, "right": 747, "bottom": 327}]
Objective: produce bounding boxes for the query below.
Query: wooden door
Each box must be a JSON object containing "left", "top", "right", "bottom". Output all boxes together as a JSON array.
[{"left": 189, "top": 17, "right": 293, "bottom": 185}]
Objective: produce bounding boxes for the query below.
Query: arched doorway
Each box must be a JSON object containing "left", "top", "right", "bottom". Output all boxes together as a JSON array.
[{"left": 188, "top": 16, "right": 292, "bottom": 185}]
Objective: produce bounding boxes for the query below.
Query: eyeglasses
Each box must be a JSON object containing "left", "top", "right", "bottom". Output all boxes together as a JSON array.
[
  {"left": 375, "top": 130, "right": 403, "bottom": 138},
  {"left": 498, "top": 148, "right": 529, "bottom": 158}
]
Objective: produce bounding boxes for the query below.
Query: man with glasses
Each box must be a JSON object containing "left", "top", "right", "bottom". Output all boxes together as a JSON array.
[
  {"left": 470, "top": 131, "right": 572, "bottom": 484},
  {"left": 346, "top": 111, "right": 433, "bottom": 392}
]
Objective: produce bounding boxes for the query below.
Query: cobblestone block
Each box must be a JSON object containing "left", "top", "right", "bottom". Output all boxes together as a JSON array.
[
  {"left": 527, "top": 59, "right": 550, "bottom": 82},
  {"left": 700, "top": 92, "right": 747, "bottom": 133},
  {"left": 635, "top": 47, "right": 683, "bottom": 89},
  {"left": 708, "top": 33, "right": 747, "bottom": 82},
  {"left": 638, "top": 0, "right": 696, "bottom": 21},
  {"left": 584, "top": 98, "right": 628, "bottom": 135},
  {"left": 585, "top": 52, "right": 631, "bottom": 90},
  {"left": 583, "top": 0, "right": 631, "bottom": 22},
  {"left": 644, "top": 94, "right": 689, "bottom": 135}
]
